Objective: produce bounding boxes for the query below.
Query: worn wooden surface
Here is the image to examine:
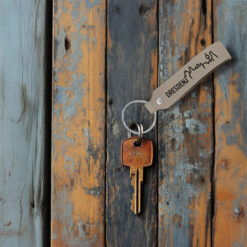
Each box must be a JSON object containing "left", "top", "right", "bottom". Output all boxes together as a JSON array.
[
  {"left": 51, "top": 1, "right": 247, "bottom": 246},
  {"left": 1, "top": 0, "right": 246, "bottom": 246},
  {"left": 158, "top": 0, "right": 213, "bottom": 246},
  {"left": 106, "top": 0, "right": 158, "bottom": 246},
  {"left": 213, "top": 0, "right": 247, "bottom": 246},
  {"left": 52, "top": 0, "right": 106, "bottom": 246},
  {"left": 0, "top": 0, "right": 49, "bottom": 246}
]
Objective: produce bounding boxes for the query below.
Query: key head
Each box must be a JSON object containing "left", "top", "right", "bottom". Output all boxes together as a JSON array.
[{"left": 121, "top": 137, "right": 153, "bottom": 168}]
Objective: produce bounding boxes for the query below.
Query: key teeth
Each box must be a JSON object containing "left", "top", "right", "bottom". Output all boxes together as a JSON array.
[{"left": 129, "top": 167, "right": 144, "bottom": 215}]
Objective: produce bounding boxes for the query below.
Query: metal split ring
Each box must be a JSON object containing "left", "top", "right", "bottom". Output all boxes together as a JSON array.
[
  {"left": 121, "top": 100, "right": 157, "bottom": 135},
  {"left": 127, "top": 122, "right": 143, "bottom": 145}
]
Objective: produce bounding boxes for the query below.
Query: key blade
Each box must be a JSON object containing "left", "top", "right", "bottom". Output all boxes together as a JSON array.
[
  {"left": 130, "top": 167, "right": 144, "bottom": 215},
  {"left": 138, "top": 167, "right": 143, "bottom": 214},
  {"left": 130, "top": 167, "right": 138, "bottom": 214}
]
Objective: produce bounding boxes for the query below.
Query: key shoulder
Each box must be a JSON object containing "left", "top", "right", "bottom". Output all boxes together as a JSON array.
[{"left": 121, "top": 137, "right": 153, "bottom": 168}]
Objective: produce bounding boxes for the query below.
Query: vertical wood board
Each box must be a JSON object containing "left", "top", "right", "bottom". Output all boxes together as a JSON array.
[
  {"left": 106, "top": 0, "right": 158, "bottom": 246},
  {"left": 214, "top": 0, "right": 247, "bottom": 246},
  {"left": 52, "top": 0, "right": 106, "bottom": 246},
  {"left": 158, "top": 1, "right": 213, "bottom": 246},
  {"left": 0, "top": 0, "right": 48, "bottom": 246}
]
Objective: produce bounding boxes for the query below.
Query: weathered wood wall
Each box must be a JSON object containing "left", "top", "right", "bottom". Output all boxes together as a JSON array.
[
  {"left": 1, "top": 0, "right": 247, "bottom": 246},
  {"left": 51, "top": 0, "right": 247, "bottom": 246},
  {"left": 0, "top": 0, "right": 50, "bottom": 246}
]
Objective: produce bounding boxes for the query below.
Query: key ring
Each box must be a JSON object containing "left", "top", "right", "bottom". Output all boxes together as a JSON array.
[
  {"left": 121, "top": 100, "right": 157, "bottom": 135},
  {"left": 127, "top": 122, "right": 143, "bottom": 145}
]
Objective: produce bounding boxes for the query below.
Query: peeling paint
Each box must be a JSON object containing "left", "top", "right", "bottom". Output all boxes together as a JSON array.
[
  {"left": 112, "top": 121, "right": 120, "bottom": 136},
  {"left": 185, "top": 118, "right": 207, "bottom": 135},
  {"left": 52, "top": 0, "right": 105, "bottom": 245},
  {"left": 158, "top": 0, "right": 213, "bottom": 246},
  {"left": 84, "top": 128, "right": 89, "bottom": 137},
  {"left": 214, "top": 0, "right": 247, "bottom": 245}
]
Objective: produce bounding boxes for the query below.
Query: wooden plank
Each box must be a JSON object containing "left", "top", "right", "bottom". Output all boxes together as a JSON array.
[
  {"left": 106, "top": 0, "right": 158, "bottom": 246},
  {"left": 0, "top": 0, "right": 49, "bottom": 246},
  {"left": 213, "top": 0, "right": 247, "bottom": 246},
  {"left": 52, "top": 0, "right": 106, "bottom": 246},
  {"left": 158, "top": 1, "right": 213, "bottom": 246}
]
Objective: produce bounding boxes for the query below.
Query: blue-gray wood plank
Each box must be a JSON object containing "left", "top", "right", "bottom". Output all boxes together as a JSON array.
[
  {"left": 158, "top": 0, "right": 213, "bottom": 246},
  {"left": 0, "top": 1, "right": 49, "bottom": 246},
  {"left": 106, "top": 1, "right": 158, "bottom": 246}
]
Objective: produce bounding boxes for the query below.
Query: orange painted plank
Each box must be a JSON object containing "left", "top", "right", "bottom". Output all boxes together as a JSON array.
[
  {"left": 158, "top": 1, "right": 213, "bottom": 246},
  {"left": 213, "top": 0, "right": 247, "bottom": 246},
  {"left": 52, "top": 1, "right": 106, "bottom": 246}
]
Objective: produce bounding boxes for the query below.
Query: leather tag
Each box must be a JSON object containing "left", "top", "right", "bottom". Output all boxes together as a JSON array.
[{"left": 145, "top": 41, "right": 231, "bottom": 113}]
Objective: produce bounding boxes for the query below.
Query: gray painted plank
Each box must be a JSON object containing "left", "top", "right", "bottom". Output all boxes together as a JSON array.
[
  {"left": 158, "top": 1, "right": 213, "bottom": 246},
  {"left": 106, "top": 0, "right": 158, "bottom": 246},
  {"left": 0, "top": 1, "right": 49, "bottom": 246}
]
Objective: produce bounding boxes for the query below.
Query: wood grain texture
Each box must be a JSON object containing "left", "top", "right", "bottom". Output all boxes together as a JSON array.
[
  {"left": 106, "top": 0, "right": 158, "bottom": 246},
  {"left": 0, "top": 0, "right": 48, "bottom": 246},
  {"left": 52, "top": 0, "right": 106, "bottom": 246},
  {"left": 213, "top": 0, "right": 247, "bottom": 246},
  {"left": 158, "top": 1, "right": 213, "bottom": 246}
]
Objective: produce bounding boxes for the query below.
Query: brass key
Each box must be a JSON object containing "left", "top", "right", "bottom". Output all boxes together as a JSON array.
[{"left": 121, "top": 137, "right": 153, "bottom": 214}]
